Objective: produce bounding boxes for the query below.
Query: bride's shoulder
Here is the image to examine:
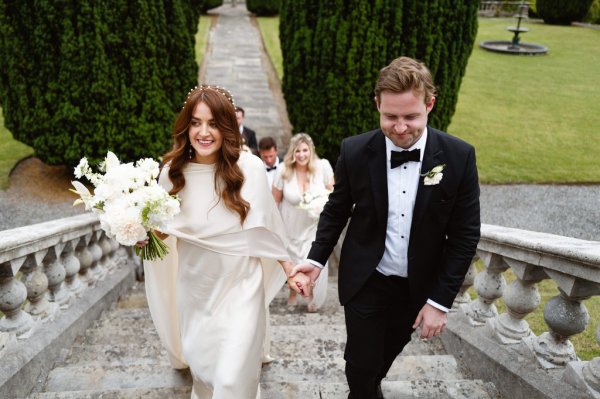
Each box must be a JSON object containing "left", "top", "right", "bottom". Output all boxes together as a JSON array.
[{"left": 238, "top": 151, "right": 264, "bottom": 171}]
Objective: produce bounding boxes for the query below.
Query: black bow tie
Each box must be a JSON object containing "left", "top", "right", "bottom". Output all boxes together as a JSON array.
[
  {"left": 266, "top": 165, "right": 277, "bottom": 172},
  {"left": 390, "top": 149, "right": 420, "bottom": 168}
]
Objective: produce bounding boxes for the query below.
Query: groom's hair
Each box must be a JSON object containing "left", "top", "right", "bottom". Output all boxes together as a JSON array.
[{"left": 374, "top": 56, "right": 437, "bottom": 105}]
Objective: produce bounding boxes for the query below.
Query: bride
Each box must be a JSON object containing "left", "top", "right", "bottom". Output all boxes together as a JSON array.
[{"left": 140, "top": 85, "right": 311, "bottom": 399}]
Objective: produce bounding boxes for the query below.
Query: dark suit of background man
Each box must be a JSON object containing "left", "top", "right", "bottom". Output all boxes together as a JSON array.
[
  {"left": 235, "top": 106, "right": 258, "bottom": 155},
  {"left": 292, "top": 56, "right": 481, "bottom": 399}
]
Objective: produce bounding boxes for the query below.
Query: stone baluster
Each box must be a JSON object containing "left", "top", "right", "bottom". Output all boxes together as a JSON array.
[
  {"left": 0, "top": 259, "right": 34, "bottom": 338},
  {"left": 524, "top": 288, "right": 589, "bottom": 369},
  {"left": 21, "top": 251, "right": 57, "bottom": 321},
  {"left": 487, "top": 258, "right": 546, "bottom": 344},
  {"left": 63, "top": 238, "right": 85, "bottom": 296},
  {"left": 0, "top": 329, "right": 11, "bottom": 356},
  {"left": 99, "top": 232, "right": 115, "bottom": 272},
  {"left": 451, "top": 257, "right": 477, "bottom": 312},
  {"left": 458, "top": 250, "right": 508, "bottom": 326},
  {"left": 581, "top": 324, "right": 600, "bottom": 397},
  {"left": 88, "top": 230, "right": 107, "bottom": 280},
  {"left": 44, "top": 243, "right": 71, "bottom": 308},
  {"left": 110, "top": 237, "right": 121, "bottom": 261},
  {"left": 76, "top": 233, "right": 95, "bottom": 285}
]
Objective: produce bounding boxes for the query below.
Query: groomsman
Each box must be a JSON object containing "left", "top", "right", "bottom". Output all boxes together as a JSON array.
[
  {"left": 292, "top": 56, "right": 481, "bottom": 399},
  {"left": 258, "top": 136, "right": 281, "bottom": 188},
  {"left": 235, "top": 106, "right": 258, "bottom": 155}
]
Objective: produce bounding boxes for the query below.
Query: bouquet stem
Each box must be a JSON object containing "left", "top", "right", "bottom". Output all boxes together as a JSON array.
[{"left": 135, "top": 231, "right": 169, "bottom": 261}]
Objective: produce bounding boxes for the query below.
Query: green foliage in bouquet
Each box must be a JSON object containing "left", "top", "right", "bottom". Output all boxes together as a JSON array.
[
  {"left": 537, "top": 0, "right": 594, "bottom": 25},
  {"left": 0, "top": 0, "right": 202, "bottom": 168},
  {"left": 247, "top": 0, "right": 280, "bottom": 16},
  {"left": 279, "top": 0, "right": 479, "bottom": 165}
]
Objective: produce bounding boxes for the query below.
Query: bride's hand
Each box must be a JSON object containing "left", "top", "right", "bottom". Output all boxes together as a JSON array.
[
  {"left": 135, "top": 237, "right": 149, "bottom": 248},
  {"left": 289, "top": 272, "right": 313, "bottom": 297}
]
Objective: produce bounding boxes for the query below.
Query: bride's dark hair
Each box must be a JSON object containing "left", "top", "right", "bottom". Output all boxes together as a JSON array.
[{"left": 162, "top": 86, "right": 250, "bottom": 224}]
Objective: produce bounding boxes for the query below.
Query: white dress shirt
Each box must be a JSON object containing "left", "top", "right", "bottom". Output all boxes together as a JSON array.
[{"left": 265, "top": 157, "right": 280, "bottom": 189}]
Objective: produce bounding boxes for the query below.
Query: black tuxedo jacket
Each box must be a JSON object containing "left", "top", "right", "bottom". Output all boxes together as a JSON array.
[
  {"left": 241, "top": 126, "right": 258, "bottom": 155},
  {"left": 308, "top": 127, "right": 480, "bottom": 309}
]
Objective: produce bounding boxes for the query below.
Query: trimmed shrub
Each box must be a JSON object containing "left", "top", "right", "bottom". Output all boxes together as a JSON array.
[
  {"left": 537, "top": 0, "right": 594, "bottom": 25},
  {"left": 585, "top": 0, "right": 600, "bottom": 23},
  {"left": 247, "top": 0, "right": 280, "bottom": 15},
  {"left": 279, "top": 0, "right": 479, "bottom": 164},
  {"left": 0, "top": 1, "right": 201, "bottom": 167}
]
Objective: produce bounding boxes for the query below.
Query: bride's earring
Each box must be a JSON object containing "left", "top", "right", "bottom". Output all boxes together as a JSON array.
[{"left": 189, "top": 146, "right": 193, "bottom": 160}]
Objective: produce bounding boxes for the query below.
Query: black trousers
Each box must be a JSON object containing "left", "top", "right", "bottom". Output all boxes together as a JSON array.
[{"left": 344, "top": 271, "right": 419, "bottom": 399}]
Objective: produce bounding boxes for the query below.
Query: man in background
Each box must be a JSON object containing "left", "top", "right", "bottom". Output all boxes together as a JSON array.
[
  {"left": 235, "top": 106, "right": 258, "bottom": 155},
  {"left": 258, "top": 136, "right": 281, "bottom": 188}
]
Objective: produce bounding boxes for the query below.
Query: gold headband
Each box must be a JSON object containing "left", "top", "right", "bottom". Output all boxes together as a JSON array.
[{"left": 183, "top": 84, "right": 236, "bottom": 108}]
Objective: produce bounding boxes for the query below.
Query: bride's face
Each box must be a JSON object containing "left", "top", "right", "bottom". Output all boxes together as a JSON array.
[
  {"left": 294, "top": 142, "right": 311, "bottom": 167},
  {"left": 188, "top": 101, "right": 223, "bottom": 164}
]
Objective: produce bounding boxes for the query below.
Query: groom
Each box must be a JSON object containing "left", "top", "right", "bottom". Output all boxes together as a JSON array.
[{"left": 293, "top": 56, "right": 481, "bottom": 398}]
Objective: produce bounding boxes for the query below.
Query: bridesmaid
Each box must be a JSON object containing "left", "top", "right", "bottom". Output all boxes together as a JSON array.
[{"left": 272, "top": 133, "right": 334, "bottom": 312}]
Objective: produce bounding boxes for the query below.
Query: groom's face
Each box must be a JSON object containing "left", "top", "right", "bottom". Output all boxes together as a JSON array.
[{"left": 376, "top": 90, "right": 435, "bottom": 149}]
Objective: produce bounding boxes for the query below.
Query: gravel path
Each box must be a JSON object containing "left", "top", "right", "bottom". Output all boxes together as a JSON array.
[{"left": 1, "top": 157, "right": 598, "bottom": 241}]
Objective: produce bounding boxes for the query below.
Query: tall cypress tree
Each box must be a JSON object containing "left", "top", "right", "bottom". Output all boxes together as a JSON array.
[
  {"left": 280, "top": 0, "right": 479, "bottom": 164},
  {"left": 0, "top": 0, "right": 201, "bottom": 167}
]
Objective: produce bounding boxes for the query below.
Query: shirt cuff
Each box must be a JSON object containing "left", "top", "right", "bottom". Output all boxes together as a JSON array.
[
  {"left": 427, "top": 299, "right": 449, "bottom": 313},
  {"left": 306, "top": 259, "right": 325, "bottom": 269}
]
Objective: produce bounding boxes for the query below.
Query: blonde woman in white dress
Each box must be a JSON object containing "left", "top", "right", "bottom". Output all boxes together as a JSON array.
[
  {"left": 140, "top": 86, "right": 311, "bottom": 399},
  {"left": 272, "top": 133, "right": 334, "bottom": 312}
]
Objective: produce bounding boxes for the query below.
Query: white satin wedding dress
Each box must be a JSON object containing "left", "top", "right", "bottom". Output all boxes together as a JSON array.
[{"left": 144, "top": 152, "right": 289, "bottom": 399}]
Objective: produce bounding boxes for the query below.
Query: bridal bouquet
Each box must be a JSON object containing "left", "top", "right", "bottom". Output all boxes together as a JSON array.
[
  {"left": 298, "top": 188, "right": 331, "bottom": 220},
  {"left": 70, "top": 151, "right": 180, "bottom": 261}
]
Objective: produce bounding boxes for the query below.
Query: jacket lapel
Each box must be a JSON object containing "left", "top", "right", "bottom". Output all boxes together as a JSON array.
[
  {"left": 411, "top": 127, "right": 444, "bottom": 236},
  {"left": 367, "top": 130, "right": 388, "bottom": 231}
]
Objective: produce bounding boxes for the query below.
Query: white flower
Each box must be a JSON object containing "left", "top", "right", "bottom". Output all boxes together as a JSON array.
[
  {"left": 298, "top": 188, "right": 331, "bottom": 220},
  {"left": 421, "top": 164, "right": 446, "bottom": 186},
  {"left": 70, "top": 151, "right": 180, "bottom": 259}
]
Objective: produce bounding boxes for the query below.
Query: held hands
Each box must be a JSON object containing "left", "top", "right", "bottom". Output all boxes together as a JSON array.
[
  {"left": 287, "top": 272, "right": 313, "bottom": 297},
  {"left": 412, "top": 303, "right": 447, "bottom": 340}
]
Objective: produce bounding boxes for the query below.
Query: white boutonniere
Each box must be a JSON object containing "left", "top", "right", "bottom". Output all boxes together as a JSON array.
[{"left": 421, "top": 164, "right": 446, "bottom": 186}]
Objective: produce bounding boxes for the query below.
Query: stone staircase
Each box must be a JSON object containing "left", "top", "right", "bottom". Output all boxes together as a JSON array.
[{"left": 29, "top": 278, "right": 499, "bottom": 399}]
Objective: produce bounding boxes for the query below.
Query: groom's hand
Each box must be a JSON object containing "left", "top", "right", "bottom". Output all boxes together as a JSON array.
[
  {"left": 413, "top": 303, "right": 447, "bottom": 340},
  {"left": 290, "top": 261, "right": 321, "bottom": 286}
]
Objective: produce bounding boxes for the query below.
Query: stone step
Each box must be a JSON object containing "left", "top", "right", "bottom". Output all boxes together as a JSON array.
[
  {"left": 29, "top": 386, "right": 191, "bottom": 399},
  {"left": 64, "top": 343, "right": 171, "bottom": 367},
  {"left": 30, "top": 379, "right": 495, "bottom": 399},
  {"left": 261, "top": 380, "right": 496, "bottom": 399},
  {"left": 43, "top": 364, "right": 192, "bottom": 392},
  {"left": 261, "top": 354, "right": 460, "bottom": 383}
]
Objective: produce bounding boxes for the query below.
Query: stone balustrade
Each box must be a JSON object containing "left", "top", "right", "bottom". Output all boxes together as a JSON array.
[
  {"left": 447, "top": 223, "right": 600, "bottom": 399},
  {"left": 0, "top": 214, "right": 138, "bottom": 398}
]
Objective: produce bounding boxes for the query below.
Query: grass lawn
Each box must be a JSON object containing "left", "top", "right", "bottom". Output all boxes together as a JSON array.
[
  {"left": 257, "top": 17, "right": 600, "bottom": 183},
  {"left": 0, "top": 108, "right": 33, "bottom": 190},
  {"left": 449, "top": 18, "right": 600, "bottom": 183},
  {"left": 195, "top": 15, "right": 213, "bottom": 69}
]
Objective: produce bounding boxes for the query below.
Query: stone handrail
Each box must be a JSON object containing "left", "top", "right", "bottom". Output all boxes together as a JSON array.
[
  {"left": 0, "top": 213, "right": 137, "bottom": 398},
  {"left": 447, "top": 224, "right": 600, "bottom": 398}
]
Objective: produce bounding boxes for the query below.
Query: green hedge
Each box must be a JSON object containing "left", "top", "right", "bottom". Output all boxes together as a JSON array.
[
  {"left": 0, "top": 0, "right": 202, "bottom": 167},
  {"left": 279, "top": 0, "right": 479, "bottom": 164},
  {"left": 201, "top": 0, "right": 223, "bottom": 13},
  {"left": 537, "top": 0, "right": 594, "bottom": 25},
  {"left": 585, "top": 0, "right": 600, "bottom": 23},
  {"left": 247, "top": 0, "right": 280, "bottom": 15}
]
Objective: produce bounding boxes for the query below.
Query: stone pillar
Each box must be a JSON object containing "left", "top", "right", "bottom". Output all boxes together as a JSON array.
[
  {"left": 0, "top": 260, "right": 34, "bottom": 337},
  {"left": 88, "top": 230, "right": 107, "bottom": 280},
  {"left": 99, "top": 232, "right": 115, "bottom": 272},
  {"left": 487, "top": 259, "right": 545, "bottom": 344},
  {"left": 458, "top": 251, "right": 507, "bottom": 326},
  {"left": 76, "top": 233, "right": 95, "bottom": 285},
  {"left": 524, "top": 289, "right": 589, "bottom": 369},
  {"left": 63, "top": 238, "right": 84, "bottom": 296},
  {"left": 21, "top": 251, "right": 57, "bottom": 320},
  {"left": 451, "top": 258, "right": 477, "bottom": 312},
  {"left": 563, "top": 323, "right": 600, "bottom": 398},
  {"left": 44, "top": 243, "right": 71, "bottom": 308}
]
